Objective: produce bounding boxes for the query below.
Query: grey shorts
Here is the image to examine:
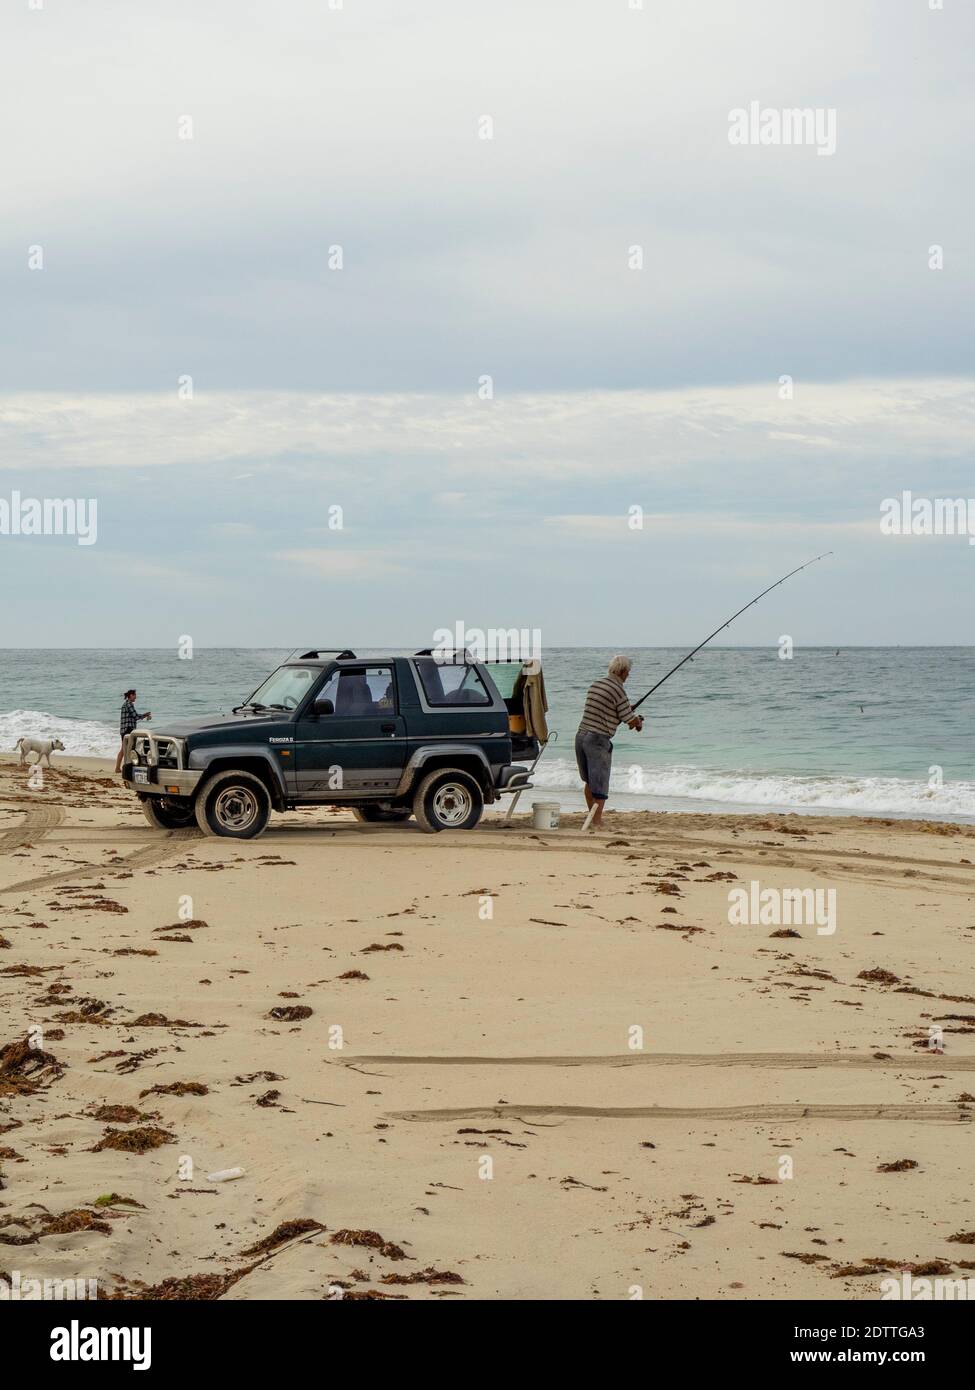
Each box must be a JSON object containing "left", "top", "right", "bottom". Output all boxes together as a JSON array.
[{"left": 575, "top": 730, "right": 613, "bottom": 801}]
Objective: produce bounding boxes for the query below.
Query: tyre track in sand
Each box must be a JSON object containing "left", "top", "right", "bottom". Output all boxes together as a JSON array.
[
  {"left": 0, "top": 828, "right": 199, "bottom": 897},
  {"left": 0, "top": 802, "right": 65, "bottom": 855},
  {"left": 347, "top": 1051, "right": 975, "bottom": 1071},
  {"left": 389, "top": 1102, "right": 973, "bottom": 1123},
  {"left": 265, "top": 822, "right": 975, "bottom": 891}
]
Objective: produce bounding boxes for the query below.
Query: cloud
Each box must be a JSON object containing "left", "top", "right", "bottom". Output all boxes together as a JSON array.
[
  {"left": 275, "top": 548, "right": 406, "bottom": 579},
  {"left": 3, "top": 1, "right": 974, "bottom": 391},
  {"left": 543, "top": 515, "right": 877, "bottom": 538},
  {"left": 2, "top": 378, "right": 973, "bottom": 485}
]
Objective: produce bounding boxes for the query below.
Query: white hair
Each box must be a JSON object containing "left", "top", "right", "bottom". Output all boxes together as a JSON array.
[{"left": 608, "top": 654, "right": 631, "bottom": 680}]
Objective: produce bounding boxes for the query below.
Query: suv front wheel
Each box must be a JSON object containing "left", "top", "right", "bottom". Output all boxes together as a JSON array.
[
  {"left": 413, "top": 767, "right": 483, "bottom": 833},
  {"left": 140, "top": 795, "right": 197, "bottom": 831},
  {"left": 195, "top": 770, "right": 271, "bottom": 839}
]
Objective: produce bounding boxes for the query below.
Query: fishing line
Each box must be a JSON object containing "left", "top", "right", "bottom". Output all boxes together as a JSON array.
[{"left": 630, "top": 552, "right": 833, "bottom": 712}]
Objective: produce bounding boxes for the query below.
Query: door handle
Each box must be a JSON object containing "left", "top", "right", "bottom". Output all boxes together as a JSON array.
[{"left": 380, "top": 722, "right": 396, "bottom": 733}]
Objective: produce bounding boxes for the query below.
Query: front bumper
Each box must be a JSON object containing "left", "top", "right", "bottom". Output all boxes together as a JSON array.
[
  {"left": 122, "top": 766, "right": 202, "bottom": 797},
  {"left": 122, "top": 729, "right": 200, "bottom": 798}
]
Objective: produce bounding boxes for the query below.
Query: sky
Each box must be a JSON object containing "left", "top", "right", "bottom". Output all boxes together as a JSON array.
[{"left": 2, "top": 0, "right": 973, "bottom": 647}]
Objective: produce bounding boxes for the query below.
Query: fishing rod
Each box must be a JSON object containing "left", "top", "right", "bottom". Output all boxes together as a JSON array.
[{"left": 630, "top": 551, "right": 833, "bottom": 712}]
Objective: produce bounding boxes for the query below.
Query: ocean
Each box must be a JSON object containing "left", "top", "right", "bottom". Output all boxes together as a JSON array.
[{"left": 2, "top": 647, "right": 974, "bottom": 821}]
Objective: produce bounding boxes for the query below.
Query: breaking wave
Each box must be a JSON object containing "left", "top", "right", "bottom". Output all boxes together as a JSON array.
[
  {"left": 3, "top": 711, "right": 974, "bottom": 821},
  {"left": 0, "top": 709, "right": 118, "bottom": 758},
  {"left": 530, "top": 757, "right": 975, "bottom": 820}
]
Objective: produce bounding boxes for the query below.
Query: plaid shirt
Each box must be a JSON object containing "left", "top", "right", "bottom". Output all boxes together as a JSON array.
[{"left": 120, "top": 700, "right": 142, "bottom": 737}]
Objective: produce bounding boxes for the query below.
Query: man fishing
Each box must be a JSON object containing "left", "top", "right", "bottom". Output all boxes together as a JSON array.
[
  {"left": 574, "top": 553, "right": 833, "bottom": 832},
  {"left": 576, "top": 655, "right": 643, "bottom": 830}
]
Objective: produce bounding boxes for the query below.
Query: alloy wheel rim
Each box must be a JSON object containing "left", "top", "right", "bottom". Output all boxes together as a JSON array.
[
  {"left": 214, "top": 786, "right": 259, "bottom": 831},
  {"left": 432, "top": 782, "right": 472, "bottom": 826}
]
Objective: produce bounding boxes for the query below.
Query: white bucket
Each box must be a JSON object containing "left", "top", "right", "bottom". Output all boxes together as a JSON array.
[{"left": 532, "top": 801, "right": 561, "bottom": 830}]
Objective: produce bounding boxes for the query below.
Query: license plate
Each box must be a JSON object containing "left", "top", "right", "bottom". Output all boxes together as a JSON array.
[{"left": 132, "top": 767, "right": 149, "bottom": 785}]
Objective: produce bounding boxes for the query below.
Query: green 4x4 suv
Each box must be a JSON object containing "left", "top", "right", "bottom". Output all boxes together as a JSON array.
[{"left": 122, "top": 649, "right": 540, "bottom": 839}]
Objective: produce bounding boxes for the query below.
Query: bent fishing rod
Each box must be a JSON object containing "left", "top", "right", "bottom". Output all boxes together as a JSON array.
[{"left": 630, "top": 551, "right": 833, "bottom": 712}]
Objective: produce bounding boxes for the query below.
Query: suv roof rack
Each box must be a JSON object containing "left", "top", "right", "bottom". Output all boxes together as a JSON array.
[
  {"left": 290, "top": 648, "right": 357, "bottom": 661},
  {"left": 414, "top": 647, "right": 476, "bottom": 662}
]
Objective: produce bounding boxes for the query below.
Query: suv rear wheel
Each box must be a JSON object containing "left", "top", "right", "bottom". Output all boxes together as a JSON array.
[
  {"left": 413, "top": 767, "right": 483, "bottom": 833},
  {"left": 195, "top": 770, "right": 271, "bottom": 839},
  {"left": 352, "top": 805, "right": 413, "bottom": 824},
  {"left": 141, "top": 795, "right": 197, "bottom": 831}
]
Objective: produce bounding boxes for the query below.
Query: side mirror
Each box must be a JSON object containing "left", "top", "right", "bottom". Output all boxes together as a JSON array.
[{"left": 313, "top": 698, "right": 334, "bottom": 717}]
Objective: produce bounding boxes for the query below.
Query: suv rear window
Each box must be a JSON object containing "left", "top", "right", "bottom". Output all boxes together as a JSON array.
[{"left": 414, "top": 660, "right": 491, "bottom": 707}]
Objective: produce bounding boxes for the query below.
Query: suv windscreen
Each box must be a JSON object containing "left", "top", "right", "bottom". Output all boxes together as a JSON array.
[{"left": 242, "top": 665, "right": 318, "bottom": 711}]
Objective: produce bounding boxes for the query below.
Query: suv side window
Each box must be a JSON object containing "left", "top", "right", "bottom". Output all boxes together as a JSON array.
[
  {"left": 414, "top": 660, "right": 491, "bottom": 707},
  {"left": 317, "top": 666, "right": 396, "bottom": 716}
]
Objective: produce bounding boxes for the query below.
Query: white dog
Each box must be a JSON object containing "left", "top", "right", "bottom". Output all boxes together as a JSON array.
[{"left": 15, "top": 736, "right": 66, "bottom": 767}]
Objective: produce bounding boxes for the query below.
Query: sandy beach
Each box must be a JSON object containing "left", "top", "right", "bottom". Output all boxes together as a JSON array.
[{"left": 1, "top": 752, "right": 973, "bottom": 1302}]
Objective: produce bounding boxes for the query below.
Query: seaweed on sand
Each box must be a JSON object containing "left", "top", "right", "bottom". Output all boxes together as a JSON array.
[
  {"left": 0, "top": 1036, "right": 64, "bottom": 1096},
  {"left": 240, "top": 1219, "right": 325, "bottom": 1255},
  {"left": 138, "top": 1081, "right": 208, "bottom": 1098},
  {"left": 380, "top": 1267, "right": 465, "bottom": 1285},
  {"left": 90, "top": 1125, "right": 176, "bottom": 1154},
  {"left": 330, "top": 1229, "right": 408, "bottom": 1260}
]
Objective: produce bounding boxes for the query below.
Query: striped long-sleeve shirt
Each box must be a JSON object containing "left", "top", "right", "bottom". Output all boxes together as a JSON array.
[{"left": 577, "top": 675, "right": 636, "bottom": 738}]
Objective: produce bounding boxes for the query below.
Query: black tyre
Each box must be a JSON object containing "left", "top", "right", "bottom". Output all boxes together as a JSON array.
[
  {"left": 352, "top": 805, "right": 413, "bottom": 824},
  {"left": 412, "top": 767, "right": 483, "bottom": 833},
  {"left": 141, "top": 795, "right": 198, "bottom": 830},
  {"left": 194, "top": 770, "right": 271, "bottom": 839}
]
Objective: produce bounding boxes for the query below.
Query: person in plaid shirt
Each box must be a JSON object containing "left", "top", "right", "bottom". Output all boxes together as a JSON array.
[{"left": 115, "top": 688, "right": 151, "bottom": 773}]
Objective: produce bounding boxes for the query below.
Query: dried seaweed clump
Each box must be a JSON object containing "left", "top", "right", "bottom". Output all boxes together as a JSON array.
[
  {"left": 91, "top": 1125, "right": 176, "bottom": 1154},
  {"left": 380, "top": 1267, "right": 465, "bottom": 1285},
  {"left": 0, "top": 1036, "right": 64, "bottom": 1096},
  {"left": 105, "top": 1270, "right": 249, "bottom": 1301},
  {"left": 91, "top": 1105, "right": 148, "bottom": 1124},
  {"left": 129, "top": 1013, "right": 200, "bottom": 1027},
  {"left": 240, "top": 1219, "right": 325, "bottom": 1255},
  {"left": 858, "top": 968, "right": 901, "bottom": 985},
  {"left": 0, "top": 1208, "right": 112, "bottom": 1244},
  {"left": 267, "top": 1005, "right": 313, "bottom": 1022},
  {"left": 139, "top": 1081, "right": 209, "bottom": 1098},
  {"left": 40, "top": 1209, "right": 112, "bottom": 1237},
  {"left": 341, "top": 1288, "right": 406, "bottom": 1300},
  {"left": 330, "top": 1229, "right": 407, "bottom": 1261}
]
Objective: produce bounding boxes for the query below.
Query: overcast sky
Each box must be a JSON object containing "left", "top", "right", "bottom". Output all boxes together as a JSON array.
[{"left": 2, "top": 0, "right": 973, "bottom": 646}]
